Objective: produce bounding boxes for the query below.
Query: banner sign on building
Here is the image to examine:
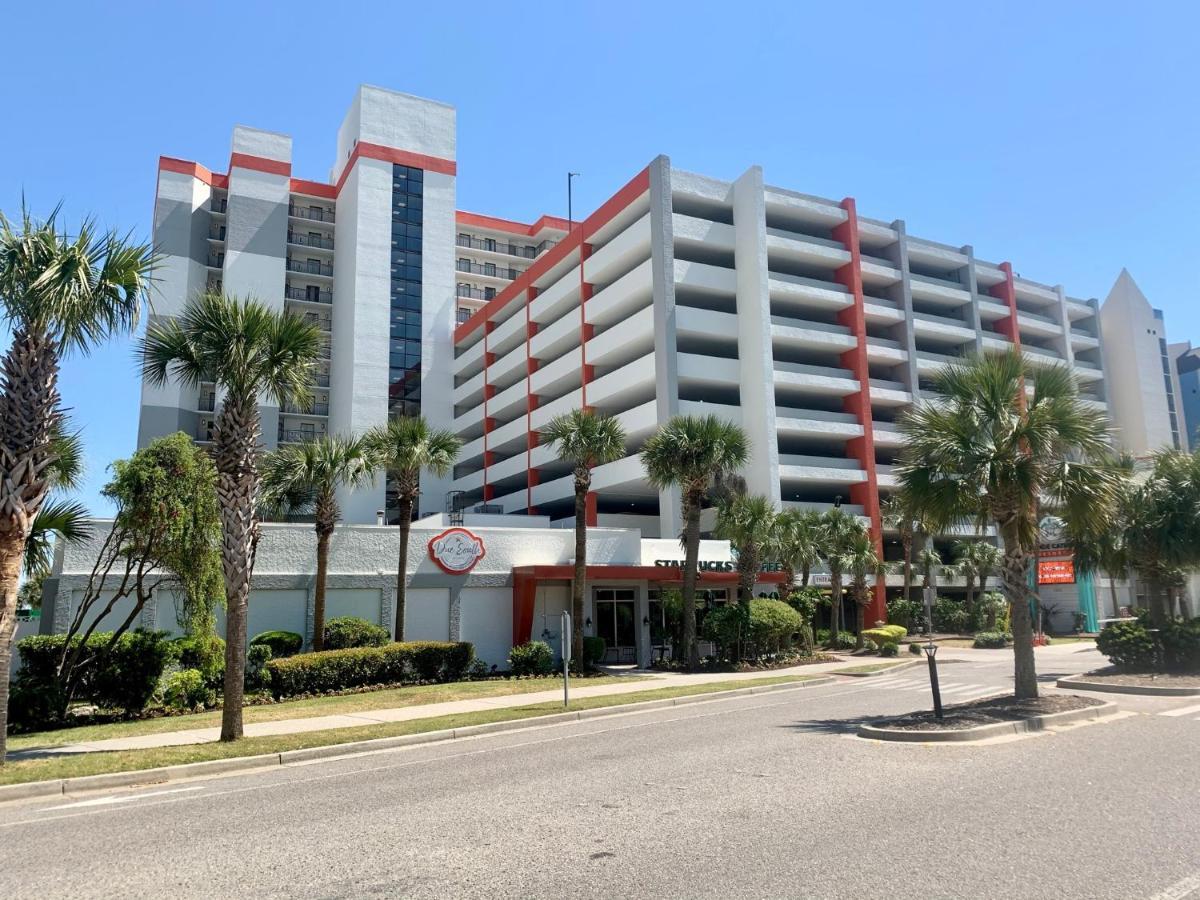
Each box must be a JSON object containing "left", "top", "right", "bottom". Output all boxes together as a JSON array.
[{"left": 1037, "top": 515, "right": 1076, "bottom": 585}]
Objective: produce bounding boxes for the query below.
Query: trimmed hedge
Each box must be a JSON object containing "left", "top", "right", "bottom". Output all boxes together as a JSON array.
[
  {"left": 323, "top": 616, "right": 390, "bottom": 650},
  {"left": 582, "top": 635, "right": 607, "bottom": 668},
  {"left": 862, "top": 625, "right": 907, "bottom": 648},
  {"left": 704, "top": 599, "right": 805, "bottom": 658},
  {"left": 972, "top": 631, "right": 1012, "bottom": 649},
  {"left": 250, "top": 630, "right": 303, "bottom": 658},
  {"left": 170, "top": 633, "right": 225, "bottom": 687},
  {"left": 509, "top": 641, "right": 554, "bottom": 676},
  {"left": 265, "top": 640, "right": 475, "bottom": 697},
  {"left": 1097, "top": 615, "right": 1200, "bottom": 673}
]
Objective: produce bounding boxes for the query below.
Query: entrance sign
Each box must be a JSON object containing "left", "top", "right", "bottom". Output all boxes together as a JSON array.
[
  {"left": 427, "top": 528, "right": 486, "bottom": 574},
  {"left": 1038, "top": 556, "right": 1075, "bottom": 585}
]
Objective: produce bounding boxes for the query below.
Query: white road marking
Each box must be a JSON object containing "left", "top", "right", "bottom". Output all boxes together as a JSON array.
[
  {"left": 44, "top": 786, "right": 204, "bottom": 811},
  {"left": 1148, "top": 870, "right": 1200, "bottom": 900},
  {"left": 1159, "top": 702, "right": 1200, "bottom": 718},
  {"left": 938, "top": 684, "right": 984, "bottom": 695}
]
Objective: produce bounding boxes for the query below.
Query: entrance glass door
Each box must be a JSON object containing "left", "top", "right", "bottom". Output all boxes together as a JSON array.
[{"left": 593, "top": 588, "right": 637, "bottom": 663}]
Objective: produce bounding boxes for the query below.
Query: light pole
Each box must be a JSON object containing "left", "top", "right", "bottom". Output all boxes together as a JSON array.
[
  {"left": 922, "top": 578, "right": 944, "bottom": 719},
  {"left": 567, "top": 172, "right": 580, "bottom": 232}
]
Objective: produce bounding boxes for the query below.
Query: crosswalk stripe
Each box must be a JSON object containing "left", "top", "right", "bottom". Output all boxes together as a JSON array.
[
  {"left": 1159, "top": 702, "right": 1200, "bottom": 718},
  {"left": 939, "top": 684, "right": 983, "bottom": 695},
  {"left": 954, "top": 686, "right": 1002, "bottom": 700}
]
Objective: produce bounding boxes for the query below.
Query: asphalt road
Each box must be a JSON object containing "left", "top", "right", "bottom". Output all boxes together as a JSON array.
[{"left": 2, "top": 644, "right": 1198, "bottom": 900}]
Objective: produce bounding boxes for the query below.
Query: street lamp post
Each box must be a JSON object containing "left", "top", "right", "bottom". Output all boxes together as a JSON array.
[
  {"left": 923, "top": 583, "right": 944, "bottom": 719},
  {"left": 567, "top": 172, "right": 580, "bottom": 232}
]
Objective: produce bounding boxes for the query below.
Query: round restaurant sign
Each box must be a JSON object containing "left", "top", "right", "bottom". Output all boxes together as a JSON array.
[{"left": 428, "top": 528, "right": 486, "bottom": 575}]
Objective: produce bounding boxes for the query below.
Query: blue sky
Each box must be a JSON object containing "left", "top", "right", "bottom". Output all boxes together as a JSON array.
[{"left": 3, "top": 1, "right": 1198, "bottom": 514}]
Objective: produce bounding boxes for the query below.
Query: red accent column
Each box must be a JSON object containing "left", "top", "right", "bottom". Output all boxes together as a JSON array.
[
  {"left": 482, "top": 321, "right": 495, "bottom": 503},
  {"left": 512, "top": 572, "right": 537, "bottom": 645},
  {"left": 989, "top": 261, "right": 1023, "bottom": 351},
  {"left": 525, "top": 286, "right": 540, "bottom": 514},
  {"left": 585, "top": 491, "right": 598, "bottom": 528},
  {"left": 579, "top": 244, "right": 595, "bottom": 407},
  {"left": 831, "top": 198, "right": 886, "bottom": 625}
]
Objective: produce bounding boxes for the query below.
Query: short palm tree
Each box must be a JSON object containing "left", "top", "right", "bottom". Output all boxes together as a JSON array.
[
  {"left": 0, "top": 206, "right": 153, "bottom": 764},
  {"left": 140, "top": 291, "right": 323, "bottom": 741},
  {"left": 1070, "top": 453, "right": 1137, "bottom": 618},
  {"left": 771, "top": 508, "right": 824, "bottom": 591},
  {"left": 1125, "top": 449, "right": 1200, "bottom": 622},
  {"left": 880, "top": 491, "right": 926, "bottom": 605},
  {"left": 715, "top": 494, "right": 776, "bottom": 610},
  {"left": 541, "top": 409, "right": 627, "bottom": 666},
  {"left": 833, "top": 530, "right": 881, "bottom": 648},
  {"left": 916, "top": 546, "right": 944, "bottom": 591},
  {"left": 821, "top": 508, "right": 867, "bottom": 647},
  {"left": 261, "top": 435, "right": 376, "bottom": 651},
  {"left": 897, "top": 351, "right": 1122, "bottom": 699},
  {"left": 954, "top": 539, "right": 1003, "bottom": 622},
  {"left": 364, "top": 417, "right": 461, "bottom": 641},
  {"left": 642, "top": 414, "right": 748, "bottom": 671}
]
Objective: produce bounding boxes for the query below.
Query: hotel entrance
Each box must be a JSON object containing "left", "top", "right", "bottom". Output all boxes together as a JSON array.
[{"left": 592, "top": 588, "right": 638, "bottom": 664}]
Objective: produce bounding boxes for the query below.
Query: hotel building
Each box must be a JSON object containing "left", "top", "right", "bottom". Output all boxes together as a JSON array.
[{"left": 131, "top": 84, "right": 1113, "bottom": 641}]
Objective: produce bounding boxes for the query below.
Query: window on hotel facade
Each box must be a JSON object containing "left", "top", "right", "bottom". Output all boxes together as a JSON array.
[{"left": 387, "top": 164, "right": 424, "bottom": 521}]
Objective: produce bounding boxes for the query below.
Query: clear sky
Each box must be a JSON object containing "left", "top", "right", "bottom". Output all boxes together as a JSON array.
[{"left": 3, "top": 1, "right": 1198, "bottom": 514}]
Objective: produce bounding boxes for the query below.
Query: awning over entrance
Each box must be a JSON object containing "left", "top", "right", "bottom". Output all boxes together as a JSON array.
[{"left": 511, "top": 564, "right": 791, "bottom": 645}]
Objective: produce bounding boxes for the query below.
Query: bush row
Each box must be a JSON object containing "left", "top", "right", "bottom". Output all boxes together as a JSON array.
[
  {"left": 1097, "top": 615, "right": 1200, "bottom": 673},
  {"left": 862, "top": 625, "right": 907, "bottom": 649},
  {"left": 265, "top": 640, "right": 474, "bottom": 697}
]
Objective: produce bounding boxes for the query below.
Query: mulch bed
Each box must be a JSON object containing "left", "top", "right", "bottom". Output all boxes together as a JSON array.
[
  {"left": 878, "top": 694, "right": 1104, "bottom": 731},
  {"left": 1078, "top": 669, "right": 1200, "bottom": 688}
]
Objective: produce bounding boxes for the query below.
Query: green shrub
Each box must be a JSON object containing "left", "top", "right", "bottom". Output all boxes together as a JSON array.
[
  {"left": 863, "top": 625, "right": 907, "bottom": 647},
  {"left": 323, "top": 616, "right": 390, "bottom": 650},
  {"left": 880, "top": 642, "right": 899, "bottom": 657},
  {"left": 703, "top": 599, "right": 804, "bottom": 659},
  {"left": 264, "top": 641, "right": 473, "bottom": 697},
  {"left": 582, "top": 635, "right": 607, "bottom": 667},
  {"left": 245, "top": 644, "right": 273, "bottom": 691},
  {"left": 909, "top": 641, "right": 923, "bottom": 655},
  {"left": 250, "top": 630, "right": 303, "bottom": 658},
  {"left": 815, "top": 629, "right": 857, "bottom": 650},
  {"left": 932, "top": 598, "right": 969, "bottom": 634},
  {"left": 786, "top": 587, "right": 823, "bottom": 625},
  {"left": 1160, "top": 619, "right": 1200, "bottom": 674},
  {"left": 467, "top": 658, "right": 491, "bottom": 680},
  {"left": 170, "top": 634, "right": 225, "bottom": 687},
  {"left": 886, "top": 598, "right": 924, "bottom": 631},
  {"left": 972, "top": 631, "right": 1011, "bottom": 649},
  {"left": 1097, "top": 618, "right": 1158, "bottom": 671},
  {"left": 509, "top": 640, "right": 554, "bottom": 676},
  {"left": 162, "top": 668, "right": 210, "bottom": 712}
]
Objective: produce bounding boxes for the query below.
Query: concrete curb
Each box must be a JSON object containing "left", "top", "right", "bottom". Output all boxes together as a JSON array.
[
  {"left": 0, "top": 676, "right": 833, "bottom": 805},
  {"left": 857, "top": 699, "right": 1117, "bottom": 744},
  {"left": 1056, "top": 675, "right": 1200, "bottom": 697},
  {"left": 834, "top": 660, "right": 922, "bottom": 678}
]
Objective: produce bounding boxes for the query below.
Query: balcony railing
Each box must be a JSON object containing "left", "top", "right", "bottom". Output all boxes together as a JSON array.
[
  {"left": 285, "top": 286, "right": 332, "bottom": 304},
  {"left": 283, "top": 402, "right": 329, "bottom": 416},
  {"left": 208, "top": 226, "right": 226, "bottom": 241},
  {"left": 287, "top": 232, "right": 335, "bottom": 250},
  {"left": 456, "top": 260, "right": 522, "bottom": 280},
  {"left": 456, "top": 307, "right": 474, "bottom": 325},
  {"left": 455, "top": 235, "right": 556, "bottom": 259},
  {"left": 210, "top": 199, "right": 227, "bottom": 214},
  {"left": 207, "top": 253, "right": 224, "bottom": 268},
  {"left": 278, "top": 429, "right": 325, "bottom": 444},
  {"left": 301, "top": 315, "right": 332, "bottom": 332},
  {"left": 198, "top": 396, "right": 216, "bottom": 412},
  {"left": 456, "top": 285, "right": 491, "bottom": 301},
  {"left": 286, "top": 259, "right": 333, "bottom": 277},
  {"left": 288, "top": 205, "right": 335, "bottom": 223}
]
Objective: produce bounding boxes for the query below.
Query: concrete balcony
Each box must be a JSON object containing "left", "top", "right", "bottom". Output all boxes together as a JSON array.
[
  {"left": 588, "top": 305, "right": 656, "bottom": 369},
  {"left": 773, "top": 361, "right": 859, "bottom": 397},
  {"left": 768, "top": 274, "right": 852, "bottom": 314},
  {"left": 453, "top": 338, "right": 486, "bottom": 379},
  {"left": 912, "top": 310, "right": 976, "bottom": 341},
  {"left": 587, "top": 258, "right": 654, "bottom": 329},
  {"left": 1018, "top": 311, "right": 1063, "bottom": 339},
  {"left": 863, "top": 297, "right": 905, "bottom": 325},
  {"left": 586, "top": 212, "right": 652, "bottom": 287},
  {"left": 909, "top": 272, "right": 970, "bottom": 306},
  {"left": 872, "top": 421, "right": 906, "bottom": 448},
  {"left": 588, "top": 353, "right": 658, "bottom": 409},
  {"left": 770, "top": 317, "right": 857, "bottom": 353},
  {"left": 672, "top": 213, "right": 735, "bottom": 252},
  {"left": 766, "top": 230, "right": 850, "bottom": 270},
  {"left": 778, "top": 456, "right": 867, "bottom": 486},
  {"left": 775, "top": 408, "right": 862, "bottom": 441},
  {"left": 865, "top": 337, "right": 907, "bottom": 364},
  {"left": 906, "top": 240, "right": 967, "bottom": 270},
  {"left": 782, "top": 499, "right": 866, "bottom": 517}
]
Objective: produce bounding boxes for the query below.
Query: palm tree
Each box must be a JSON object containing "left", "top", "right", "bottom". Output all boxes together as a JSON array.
[
  {"left": 897, "top": 351, "right": 1122, "bottom": 699},
  {"left": 364, "top": 417, "right": 461, "bottom": 641},
  {"left": 24, "top": 427, "right": 89, "bottom": 580},
  {"left": 0, "top": 206, "right": 153, "bottom": 763},
  {"left": 642, "top": 414, "right": 748, "bottom": 671},
  {"left": 1069, "top": 452, "right": 1137, "bottom": 619},
  {"left": 880, "top": 492, "right": 923, "bottom": 605},
  {"left": 140, "top": 291, "right": 323, "bottom": 741},
  {"left": 541, "top": 409, "right": 627, "bottom": 666},
  {"left": 821, "top": 508, "right": 867, "bottom": 647},
  {"left": 954, "top": 540, "right": 1003, "bottom": 624},
  {"left": 834, "top": 530, "right": 881, "bottom": 649},
  {"left": 771, "top": 508, "right": 824, "bottom": 591},
  {"left": 1125, "top": 449, "right": 1200, "bottom": 622},
  {"left": 261, "top": 435, "right": 375, "bottom": 651},
  {"left": 715, "top": 494, "right": 776, "bottom": 610},
  {"left": 916, "top": 546, "right": 944, "bottom": 591}
]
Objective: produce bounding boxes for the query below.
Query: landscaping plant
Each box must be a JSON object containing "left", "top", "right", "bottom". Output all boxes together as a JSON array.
[
  {"left": 323, "top": 616, "right": 391, "bottom": 650},
  {"left": 507, "top": 640, "right": 554, "bottom": 677}
]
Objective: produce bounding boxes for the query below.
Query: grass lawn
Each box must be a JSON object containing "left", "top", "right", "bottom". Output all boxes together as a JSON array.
[
  {"left": 7, "top": 675, "right": 645, "bottom": 752},
  {"left": 0, "top": 674, "right": 816, "bottom": 787},
  {"left": 832, "top": 661, "right": 918, "bottom": 676}
]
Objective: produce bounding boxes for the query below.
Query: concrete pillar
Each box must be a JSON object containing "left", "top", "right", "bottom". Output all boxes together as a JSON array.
[
  {"left": 731, "top": 166, "right": 781, "bottom": 506},
  {"left": 960, "top": 245, "right": 986, "bottom": 357},
  {"left": 888, "top": 221, "right": 920, "bottom": 398}
]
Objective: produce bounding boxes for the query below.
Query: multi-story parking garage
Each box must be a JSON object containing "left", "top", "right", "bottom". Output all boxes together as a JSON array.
[{"left": 136, "top": 84, "right": 1112, "bottom": 634}]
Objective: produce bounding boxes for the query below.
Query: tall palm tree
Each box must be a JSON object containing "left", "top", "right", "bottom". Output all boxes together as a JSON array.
[
  {"left": 821, "top": 508, "right": 867, "bottom": 647},
  {"left": 880, "top": 491, "right": 925, "bottom": 605},
  {"left": 140, "top": 292, "right": 322, "bottom": 741},
  {"left": 261, "top": 435, "right": 375, "bottom": 651},
  {"left": 0, "top": 207, "right": 153, "bottom": 764},
  {"left": 642, "top": 414, "right": 748, "bottom": 671},
  {"left": 771, "top": 508, "right": 824, "bottom": 591},
  {"left": 833, "top": 530, "right": 882, "bottom": 649},
  {"left": 541, "top": 409, "right": 627, "bottom": 666},
  {"left": 897, "top": 351, "right": 1122, "bottom": 699},
  {"left": 715, "top": 494, "right": 776, "bottom": 610},
  {"left": 364, "top": 417, "right": 460, "bottom": 641},
  {"left": 23, "top": 427, "right": 89, "bottom": 580}
]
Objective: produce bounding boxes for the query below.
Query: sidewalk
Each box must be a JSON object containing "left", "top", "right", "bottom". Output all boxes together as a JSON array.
[{"left": 11, "top": 655, "right": 909, "bottom": 760}]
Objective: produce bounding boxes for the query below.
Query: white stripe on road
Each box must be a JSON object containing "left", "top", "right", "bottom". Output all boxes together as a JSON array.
[
  {"left": 44, "top": 786, "right": 204, "bottom": 811},
  {"left": 938, "top": 684, "right": 984, "bottom": 695},
  {"left": 1148, "top": 870, "right": 1200, "bottom": 900},
  {"left": 1159, "top": 703, "right": 1200, "bottom": 718}
]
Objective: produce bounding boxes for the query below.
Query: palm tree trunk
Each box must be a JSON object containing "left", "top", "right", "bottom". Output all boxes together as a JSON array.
[
  {"left": 571, "top": 473, "right": 588, "bottom": 669},
  {"left": 1107, "top": 573, "right": 1121, "bottom": 619},
  {"left": 965, "top": 577, "right": 976, "bottom": 629},
  {"left": 829, "top": 570, "right": 841, "bottom": 646},
  {"left": 999, "top": 529, "right": 1038, "bottom": 700},
  {"left": 855, "top": 587, "right": 866, "bottom": 649},
  {"left": 395, "top": 495, "right": 414, "bottom": 641},
  {"left": 801, "top": 565, "right": 810, "bottom": 588},
  {"left": 313, "top": 524, "right": 332, "bottom": 651},
  {"left": 215, "top": 397, "right": 261, "bottom": 742},
  {"left": 902, "top": 536, "right": 913, "bottom": 605},
  {"left": 0, "top": 532, "right": 25, "bottom": 765},
  {"left": 681, "top": 489, "right": 703, "bottom": 672},
  {"left": 782, "top": 562, "right": 795, "bottom": 596}
]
